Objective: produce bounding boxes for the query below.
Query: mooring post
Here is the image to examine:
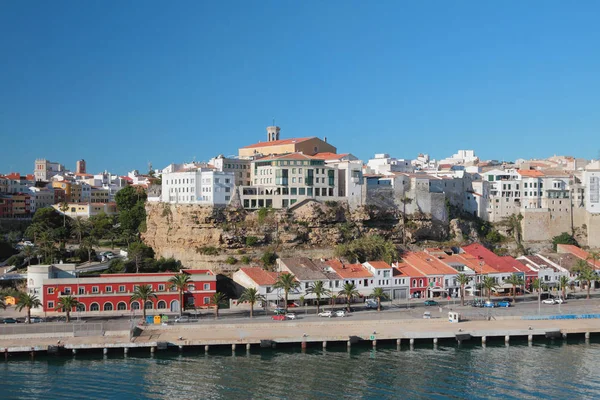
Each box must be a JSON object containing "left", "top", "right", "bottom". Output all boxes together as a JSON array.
[
  {"left": 482, "top": 336, "right": 486, "bottom": 345},
  {"left": 528, "top": 334, "right": 533, "bottom": 343},
  {"left": 124, "top": 347, "right": 129, "bottom": 355},
  {"left": 585, "top": 332, "right": 591, "bottom": 340},
  {"left": 322, "top": 341, "right": 327, "bottom": 349},
  {"left": 204, "top": 345, "right": 209, "bottom": 353},
  {"left": 505, "top": 335, "right": 510, "bottom": 344},
  {"left": 347, "top": 340, "right": 351, "bottom": 348},
  {"left": 30, "top": 348, "right": 35, "bottom": 360},
  {"left": 231, "top": 344, "right": 236, "bottom": 352},
  {"left": 103, "top": 348, "right": 108, "bottom": 355},
  {"left": 72, "top": 349, "right": 77, "bottom": 355},
  {"left": 4, "top": 348, "right": 8, "bottom": 361},
  {"left": 150, "top": 347, "right": 155, "bottom": 354},
  {"left": 302, "top": 341, "right": 307, "bottom": 350},
  {"left": 246, "top": 343, "right": 251, "bottom": 351},
  {"left": 562, "top": 333, "right": 568, "bottom": 340},
  {"left": 409, "top": 338, "right": 415, "bottom": 346},
  {"left": 372, "top": 340, "right": 377, "bottom": 348},
  {"left": 433, "top": 338, "right": 438, "bottom": 345}
]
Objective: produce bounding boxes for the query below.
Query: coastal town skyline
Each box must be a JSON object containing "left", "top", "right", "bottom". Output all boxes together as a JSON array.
[{"left": 2, "top": 1, "right": 600, "bottom": 173}]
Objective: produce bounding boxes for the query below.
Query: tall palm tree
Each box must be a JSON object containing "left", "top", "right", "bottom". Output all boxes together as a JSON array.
[
  {"left": 167, "top": 273, "right": 191, "bottom": 316},
  {"left": 37, "top": 230, "right": 56, "bottom": 264},
  {"left": 210, "top": 292, "right": 227, "bottom": 319},
  {"left": 16, "top": 293, "right": 42, "bottom": 323},
  {"left": 273, "top": 273, "right": 300, "bottom": 312},
  {"left": 59, "top": 201, "right": 69, "bottom": 227},
  {"left": 588, "top": 251, "right": 600, "bottom": 269},
  {"left": 0, "top": 295, "right": 6, "bottom": 310},
  {"left": 532, "top": 278, "right": 542, "bottom": 306},
  {"left": 482, "top": 276, "right": 498, "bottom": 301},
  {"left": 330, "top": 294, "right": 338, "bottom": 309},
  {"left": 71, "top": 217, "right": 88, "bottom": 245},
  {"left": 456, "top": 273, "right": 471, "bottom": 306},
  {"left": 130, "top": 284, "right": 158, "bottom": 322},
  {"left": 505, "top": 274, "right": 524, "bottom": 303},
  {"left": 370, "top": 287, "right": 388, "bottom": 312},
  {"left": 22, "top": 245, "right": 38, "bottom": 267},
  {"left": 305, "top": 280, "right": 331, "bottom": 314},
  {"left": 55, "top": 295, "right": 80, "bottom": 323},
  {"left": 577, "top": 267, "right": 596, "bottom": 300},
  {"left": 81, "top": 235, "right": 98, "bottom": 263},
  {"left": 338, "top": 282, "right": 360, "bottom": 312},
  {"left": 559, "top": 275, "right": 570, "bottom": 300},
  {"left": 238, "top": 287, "right": 264, "bottom": 318}
]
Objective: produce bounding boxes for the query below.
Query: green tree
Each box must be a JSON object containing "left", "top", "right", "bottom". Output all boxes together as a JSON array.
[
  {"left": 89, "top": 212, "right": 114, "bottom": 240},
  {"left": 456, "top": 273, "right": 471, "bottom": 306},
  {"left": 127, "top": 242, "right": 154, "bottom": 273},
  {"left": 335, "top": 235, "right": 398, "bottom": 264},
  {"left": 505, "top": 274, "right": 524, "bottom": 303},
  {"left": 130, "top": 284, "right": 158, "bottom": 322},
  {"left": 55, "top": 295, "right": 80, "bottom": 323},
  {"left": 59, "top": 202, "right": 70, "bottom": 227},
  {"left": 559, "top": 275, "right": 570, "bottom": 300},
  {"left": 210, "top": 292, "right": 227, "bottom": 319},
  {"left": 22, "top": 245, "right": 38, "bottom": 267},
  {"left": 261, "top": 251, "right": 277, "bottom": 269},
  {"left": 81, "top": 235, "right": 99, "bottom": 263},
  {"left": 587, "top": 251, "right": 600, "bottom": 270},
  {"left": 238, "top": 287, "right": 264, "bottom": 318},
  {"left": 116, "top": 186, "right": 147, "bottom": 233},
  {"left": 0, "top": 296, "right": 5, "bottom": 310},
  {"left": 305, "top": 280, "right": 331, "bottom": 314},
  {"left": 576, "top": 266, "right": 596, "bottom": 300},
  {"left": 338, "top": 282, "right": 360, "bottom": 312},
  {"left": 16, "top": 293, "right": 42, "bottom": 324},
  {"left": 370, "top": 287, "right": 388, "bottom": 312},
  {"left": 273, "top": 273, "right": 300, "bottom": 312},
  {"left": 167, "top": 273, "right": 191, "bottom": 316},
  {"left": 70, "top": 217, "right": 89, "bottom": 244},
  {"left": 37, "top": 230, "right": 57, "bottom": 264},
  {"left": 531, "top": 278, "right": 542, "bottom": 306},
  {"left": 482, "top": 276, "right": 498, "bottom": 300},
  {"left": 552, "top": 232, "right": 578, "bottom": 251}
]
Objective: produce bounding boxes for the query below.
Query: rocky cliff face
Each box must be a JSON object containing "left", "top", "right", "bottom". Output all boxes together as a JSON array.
[{"left": 143, "top": 201, "right": 448, "bottom": 270}]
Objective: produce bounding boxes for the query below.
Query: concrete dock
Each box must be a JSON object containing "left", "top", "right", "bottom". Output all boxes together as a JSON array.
[{"left": 2, "top": 316, "right": 600, "bottom": 358}]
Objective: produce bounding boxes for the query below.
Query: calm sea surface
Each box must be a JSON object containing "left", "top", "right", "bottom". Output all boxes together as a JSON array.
[{"left": 2, "top": 339, "right": 600, "bottom": 400}]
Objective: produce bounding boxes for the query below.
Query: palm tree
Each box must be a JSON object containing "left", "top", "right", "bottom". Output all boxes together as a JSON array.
[
  {"left": 532, "top": 278, "right": 542, "bottom": 306},
  {"left": 559, "top": 275, "right": 570, "bottom": 300},
  {"left": 505, "top": 274, "right": 524, "bottom": 303},
  {"left": 167, "top": 273, "right": 191, "bottom": 316},
  {"left": 0, "top": 295, "right": 6, "bottom": 310},
  {"left": 273, "top": 273, "right": 300, "bottom": 312},
  {"left": 130, "top": 284, "right": 158, "bottom": 322},
  {"left": 59, "top": 201, "right": 69, "bottom": 227},
  {"left": 482, "top": 276, "right": 498, "bottom": 300},
  {"left": 55, "top": 295, "right": 80, "bottom": 323},
  {"left": 238, "top": 287, "right": 264, "bottom": 318},
  {"left": 210, "top": 292, "right": 227, "bottom": 319},
  {"left": 456, "top": 273, "right": 471, "bottom": 306},
  {"left": 15, "top": 293, "right": 42, "bottom": 323},
  {"left": 37, "top": 230, "right": 56, "bottom": 264},
  {"left": 81, "top": 235, "right": 98, "bottom": 263},
  {"left": 330, "top": 294, "right": 338, "bottom": 309},
  {"left": 370, "top": 287, "right": 388, "bottom": 312},
  {"left": 22, "top": 245, "right": 38, "bottom": 267},
  {"left": 305, "top": 280, "right": 331, "bottom": 314},
  {"left": 577, "top": 267, "right": 596, "bottom": 300},
  {"left": 71, "top": 217, "right": 88, "bottom": 245},
  {"left": 587, "top": 251, "right": 600, "bottom": 270},
  {"left": 338, "top": 282, "right": 360, "bottom": 312}
]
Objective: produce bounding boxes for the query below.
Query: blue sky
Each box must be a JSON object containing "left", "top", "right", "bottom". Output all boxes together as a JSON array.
[{"left": 1, "top": 1, "right": 599, "bottom": 175}]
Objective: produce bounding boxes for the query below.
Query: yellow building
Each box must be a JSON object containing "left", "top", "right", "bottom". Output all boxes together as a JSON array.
[
  {"left": 52, "top": 181, "right": 72, "bottom": 200},
  {"left": 238, "top": 126, "right": 336, "bottom": 158},
  {"left": 90, "top": 187, "right": 110, "bottom": 203}
]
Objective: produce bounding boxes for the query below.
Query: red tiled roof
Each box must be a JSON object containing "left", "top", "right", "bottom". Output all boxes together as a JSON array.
[
  {"left": 366, "top": 261, "right": 392, "bottom": 270},
  {"left": 183, "top": 269, "right": 213, "bottom": 275},
  {"left": 404, "top": 252, "right": 459, "bottom": 276},
  {"left": 241, "top": 137, "right": 314, "bottom": 149},
  {"left": 556, "top": 244, "right": 593, "bottom": 263},
  {"left": 517, "top": 169, "right": 545, "bottom": 178},
  {"left": 311, "top": 152, "right": 346, "bottom": 160},
  {"left": 325, "top": 260, "right": 373, "bottom": 279},
  {"left": 255, "top": 153, "right": 318, "bottom": 162},
  {"left": 461, "top": 244, "right": 529, "bottom": 273},
  {"left": 238, "top": 267, "right": 278, "bottom": 285}
]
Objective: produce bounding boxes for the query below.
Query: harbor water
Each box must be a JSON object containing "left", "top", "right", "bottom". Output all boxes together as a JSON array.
[{"left": 2, "top": 339, "right": 600, "bottom": 399}]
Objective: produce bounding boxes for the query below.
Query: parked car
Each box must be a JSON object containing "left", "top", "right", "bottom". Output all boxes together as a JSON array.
[
  {"left": 285, "top": 313, "right": 296, "bottom": 320},
  {"left": 424, "top": 300, "right": 439, "bottom": 306},
  {"left": 25, "top": 317, "right": 45, "bottom": 323},
  {"left": 273, "top": 308, "right": 286, "bottom": 315},
  {"left": 423, "top": 311, "right": 431, "bottom": 319},
  {"left": 365, "top": 299, "right": 379, "bottom": 309},
  {"left": 335, "top": 310, "right": 346, "bottom": 317},
  {"left": 483, "top": 301, "right": 495, "bottom": 308},
  {"left": 272, "top": 314, "right": 286, "bottom": 321},
  {"left": 2, "top": 318, "right": 18, "bottom": 324},
  {"left": 496, "top": 301, "right": 511, "bottom": 308},
  {"left": 542, "top": 299, "right": 556, "bottom": 304},
  {"left": 500, "top": 297, "right": 513, "bottom": 303},
  {"left": 555, "top": 298, "right": 564, "bottom": 304},
  {"left": 175, "top": 316, "right": 190, "bottom": 323},
  {"left": 318, "top": 311, "right": 333, "bottom": 318}
]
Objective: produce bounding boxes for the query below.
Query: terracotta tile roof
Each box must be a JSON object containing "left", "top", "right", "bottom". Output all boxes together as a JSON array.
[
  {"left": 440, "top": 254, "right": 498, "bottom": 274},
  {"left": 325, "top": 260, "right": 373, "bottom": 279},
  {"left": 517, "top": 169, "right": 545, "bottom": 178},
  {"left": 404, "top": 252, "right": 460, "bottom": 275},
  {"left": 365, "top": 261, "right": 392, "bottom": 270},
  {"left": 238, "top": 267, "right": 278, "bottom": 286},
  {"left": 279, "top": 257, "right": 329, "bottom": 281},
  {"left": 241, "top": 137, "right": 314, "bottom": 149},
  {"left": 254, "top": 153, "right": 319, "bottom": 162},
  {"left": 311, "top": 152, "right": 347, "bottom": 160},
  {"left": 461, "top": 244, "right": 529, "bottom": 273},
  {"left": 556, "top": 244, "right": 594, "bottom": 265}
]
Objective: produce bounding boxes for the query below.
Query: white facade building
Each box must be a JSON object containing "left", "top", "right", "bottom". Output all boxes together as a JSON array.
[
  {"left": 28, "top": 187, "right": 55, "bottom": 213},
  {"left": 584, "top": 170, "right": 600, "bottom": 214},
  {"left": 161, "top": 167, "right": 235, "bottom": 205},
  {"left": 366, "top": 154, "right": 414, "bottom": 175}
]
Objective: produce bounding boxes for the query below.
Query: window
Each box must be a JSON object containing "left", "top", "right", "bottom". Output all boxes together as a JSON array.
[
  {"left": 64, "top": 287, "right": 71, "bottom": 295},
  {"left": 131, "top": 301, "right": 140, "bottom": 310},
  {"left": 92, "top": 286, "right": 99, "bottom": 294},
  {"left": 204, "top": 283, "right": 210, "bottom": 290},
  {"left": 145, "top": 301, "right": 153, "bottom": 310},
  {"left": 105, "top": 286, "right": 112, "bottom": 293},
  {"left": 157, "top": 300, "right": 167, "bottom": 309},
  {"left": 90, "top": 303, "right": 100, "bottom": 311},
  {"left": 189, "top": 284, "right": 196, "bottom": 291},
  {"left": 47, "top": 287, "right": 54, "bottom": 294},
  {"left": 48, "top": 301, "right": 54, "bottom": 309},
  {"left": 117, "top": 302, "right": 127, "bottom": 311},
  {"left": 79, "top": 287, "right": 85, "bottom": 295},
  {"left": 204, "top": 297, "right": 210, "bottom": 304},
  {"left": 119, "top": 285, "right": 126, "bottom": 293},
  {"left": 158, "top": 284, "right": 165, "bottom": 291},
  {"left": 103, "top": 302, "right": 113, "bottom": 311}
]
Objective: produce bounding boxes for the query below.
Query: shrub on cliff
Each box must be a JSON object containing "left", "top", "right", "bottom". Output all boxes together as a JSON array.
[
  {"left": 196, "top": 246, "right": 219, "bottom": 256},
  {"left": 245, "top": 236, "right": 258, "bottom": 247},
  {"left": 335, "top": 235, "right": 398, "bottom": 264},
  {"left": 552, "top": 232, "right": 578, "bottom": 251},
  {"left": 225, "top": 256, "right": 238, "bottom": 265},
  {"left": 261, "top": 251, "right": 277, "bottom": 269}
]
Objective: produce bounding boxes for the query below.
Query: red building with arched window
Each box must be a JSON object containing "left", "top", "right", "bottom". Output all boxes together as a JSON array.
[{"left": 42, "top": 269, "right": 216, "bottom": 316}]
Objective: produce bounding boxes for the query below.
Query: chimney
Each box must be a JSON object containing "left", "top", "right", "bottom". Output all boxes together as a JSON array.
[{"left": 324, "top": 136, "right": 327, "bottom": 143}]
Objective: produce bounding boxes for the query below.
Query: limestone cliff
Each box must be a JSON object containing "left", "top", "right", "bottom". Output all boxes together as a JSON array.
[{"left": 143, "top": 201, "right": 448, "bottom": 271}]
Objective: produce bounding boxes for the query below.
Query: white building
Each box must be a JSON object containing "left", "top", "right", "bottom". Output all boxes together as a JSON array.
[
  {"left": 27, "top": 263, "right": 78, "bottom": 312},
  {"left": 366, "top": 153, "right": 414, "bottom": 175},
  {"left": 34, "top": 159, "right": 66, "bottom": 182},
  {"left": 161, "top": 166, "right": 235, "bottom": 205},
  {"left": 584, "top": 169, "right": 600, "bottom": 214},
  {"left": 28, "top": 187, "right": 55, "bottom": 213},
  {"left": 439, "top": 150, "right": 479, "bottom": 166},
  {"left": 209, "top": 155, "right": 253, "bottom": 187}
]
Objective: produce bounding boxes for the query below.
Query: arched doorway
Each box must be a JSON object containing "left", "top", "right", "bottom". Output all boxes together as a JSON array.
[{"left": 170, "top": 300, "right": 180, "bottom": 313}]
